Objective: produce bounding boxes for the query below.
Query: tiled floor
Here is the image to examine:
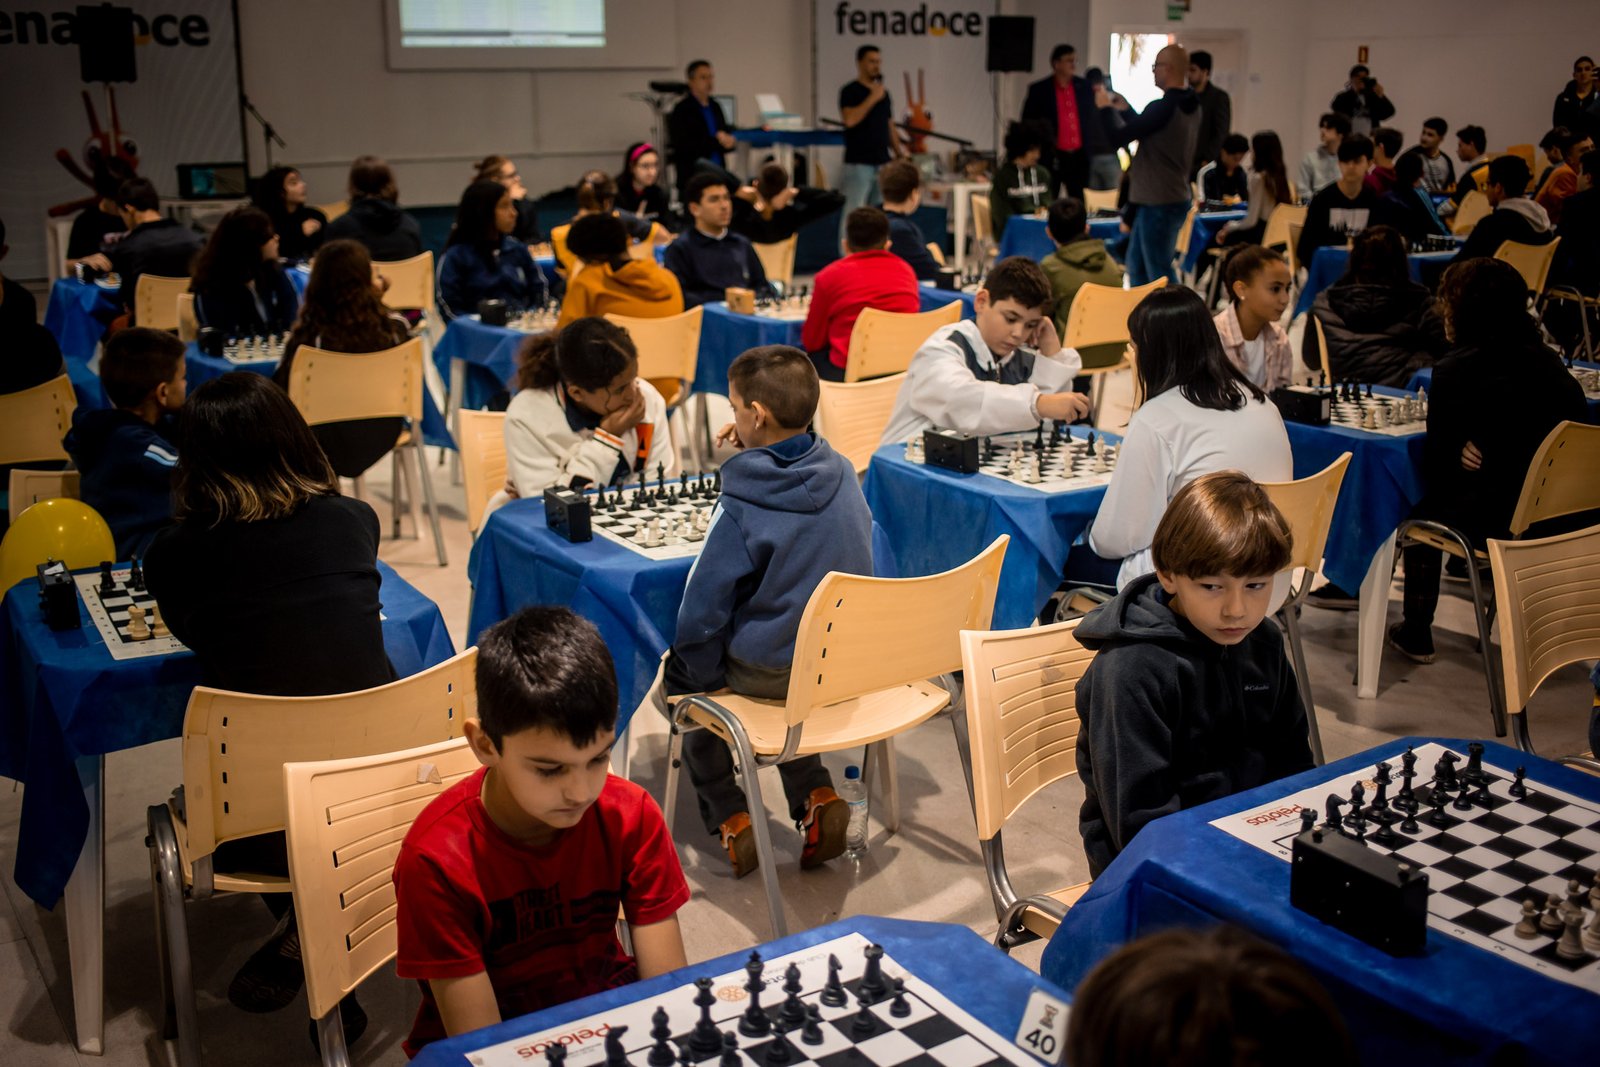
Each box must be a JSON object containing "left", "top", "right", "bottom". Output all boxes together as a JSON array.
[{"left": 3, "top": 319, "right": 1594, "bottom": 1065}]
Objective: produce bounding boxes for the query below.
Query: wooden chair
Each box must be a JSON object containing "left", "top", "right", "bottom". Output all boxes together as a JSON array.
[
  {"left": 458, "top": 409, "right": 508, "bottom": 537},
  {"left": 1544, "top": 284, "right": 1600, "bottom": 361},
  {"left": 1504, "top": 143, "right": 1537, "bottom": 173},
  {"left": 1452, "top": 189, "right": 1492, "bottom": 235},
  {"left": 606, "top": 306, "right": 703, "bottom": 469},
  {"left": 1260, "top": 453, "right": 1352, "bottom": 765},
  {"left": 176, "top": 292, "right": 198, "bottom": 342},
  {"left": 136, "top": 274, "right": 189, "bottom": 331},
  {"left": 926, "top": 242, "right": 947, "bottom": 267},
  {"left": 1310, "top": 314, "right": 1333, "bottom": 380},
  {"left": 662, "top": 536, "right": 1009, "bottom": 937},
  {"left": 285, "top": 338, "right": 448, "bottom": 565},
  {"left": 752, "top": 234, "right": 798, "bottom": 291},
  {"left": 0, "top": 374, "right": 75, "bottom": 466},
  {"left": 8, "top": 469, "right": 80, "bottom": 524},
  {"left": 815, "top": 373, "right": 906, "bottom": 474},
  {"left": 378, "top": 251, "right": 437, "bottom": 324},
  {"left": 145, "top": 649, "right": 476, "bottom": 1067},
  {"left": 1061, "top": 279, "right": 1167, "bottom": 424},
  {"left": 1172, "top": 202, "right": 1200, "bottom": 282},
  {"left": 955, "top": 618, "right": 1095, "bottom": 952},
  {"left": 284, "top": 737, "right": 478, "bottom": 1066},
  {"left": 1082, "top": 187, "right": 1119, "bottom": 214},
  {"left": 316, "top": 200, "right": 350, "bottom": 223},
  {"left": 1398, "top": 421, "right": 1600, "bottom": 738},
  {"left": 970, "top": 193, "right": 994, "bottom": 262},
  {"left": 841, "top": 303, "right": 960, "bottom": 383},
  {"left": 1495, "top": 238, "right": 1561, "bottom": 297},
  {"left": 1488, "top": 523, "right": 1600, "bottom": 770}
]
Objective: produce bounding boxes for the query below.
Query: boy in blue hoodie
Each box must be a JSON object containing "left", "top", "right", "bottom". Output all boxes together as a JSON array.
[
  {"left": 664, "top": 345, "right": 873, "bottom": 877},
  {"left": 63, "top": 327, "right": 185, "bottom": 559},
  {"left": 1074, "top": 471, "right": 1314, "bottom": 877}
]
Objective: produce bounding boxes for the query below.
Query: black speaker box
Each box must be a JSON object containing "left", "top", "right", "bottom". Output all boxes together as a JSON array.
[
  {"left": 986, "top": 16, "right": 1035, "bottom": 74},
  {"left": 76, "top": 3, "right": 137, "bottom": 83}
]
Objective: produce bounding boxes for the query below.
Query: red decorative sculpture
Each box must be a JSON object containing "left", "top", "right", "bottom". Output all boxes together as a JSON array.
[{"left": 50, "top": 85, "right": 140, "bottom": 218}]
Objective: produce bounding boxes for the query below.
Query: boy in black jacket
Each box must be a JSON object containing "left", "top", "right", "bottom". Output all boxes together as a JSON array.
[
  {"left": 62, "top": 328, "right": 185, "bottom": 558},
  {"left": 1074, "top": 471, "right": 1313, "bottom": 876}
]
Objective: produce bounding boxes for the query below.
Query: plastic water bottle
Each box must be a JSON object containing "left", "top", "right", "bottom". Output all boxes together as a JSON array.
[{"left": 841, "top": 765, "right": 869, "bottom": 857}]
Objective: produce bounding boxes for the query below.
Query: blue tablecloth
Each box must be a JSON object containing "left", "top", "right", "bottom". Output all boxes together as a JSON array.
[
  {"left": 696, "top": 302, "right": 804, "bottom": 397},
  {"left": 1000, "top": 210, "right": 1242, "bottom": 272},
  {"left": 997, "top": 216, "right": 1052, "bottom": 262},
  {"left": 0, "top": 559, "right": 454, "bottom": 909},
  {"left": 433, "top": 316, "right": 528, "bottom": 411},
  {"left": 862, "top": 429, "right": 1119, "bottom": 631},
  {"left": 414, "top": 915, "right": 1071, "bottom": 1067},
  {"left": 1181, "top": 208, "right": 1250, "bottom": 273},
  {"left": 736, "top": 128, "right": 847, "bottom": 150},
  {"left": 43, "top": 277, "right": 119, "bottom": 366},
  {"left": 186, "top": 342, "right": 454, "bottom": 450},
  {"left": 1284, "top": 411, "right": 1426, "bottom": 594},
  {"left": 1295, "top": 245, "right": 1458, "bottom": 318},
  {"left": 1407, "top": 362, "right": 1600, "bottom": 424},
  {"left": 468, "top": 499, "right": 897, "bottom": 729},
  {"left": 1086, "top": 216, "right": 1122, "bottom": 241},
  {"left": 1039, "top": 738, "right": 1592, "bottom": 1067},
  {"left": 917, "top": 285, "right": 977, "bottom": 319}
]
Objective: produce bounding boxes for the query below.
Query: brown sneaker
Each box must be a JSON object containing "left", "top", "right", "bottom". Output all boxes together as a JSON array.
[
  {"left": 798, "top": 787, "right": 850, "bottom": 869},
  {"left": 719, "top": 812, "right": 758, "bottom": 878}
]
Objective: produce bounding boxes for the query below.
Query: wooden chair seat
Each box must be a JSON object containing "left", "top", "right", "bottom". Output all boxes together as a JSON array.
[
  {"left": 681, "top": 680, "right": 950, "bottom": 756},
  {"left": 1016, "top": 882, "right": 1093, "bottom": 939},
  {"left": 167, "top": 798, "right": 291, "bottom": 894},
  {"left": 1408, "top": 526, "right": 1489, "bottom": 562}
]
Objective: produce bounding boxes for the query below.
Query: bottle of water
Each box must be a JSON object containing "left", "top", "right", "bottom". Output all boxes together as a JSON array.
[{"left": 841, "top": 765, "right": 869, "bottom": 857}]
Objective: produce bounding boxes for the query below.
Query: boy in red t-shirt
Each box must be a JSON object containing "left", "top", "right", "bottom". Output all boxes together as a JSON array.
[
  {"left": 394, "top": 607, "right": 690, "bottom": 1056},
  {"left": 800, "top": 206, "right": 920, "bottom": 381}
]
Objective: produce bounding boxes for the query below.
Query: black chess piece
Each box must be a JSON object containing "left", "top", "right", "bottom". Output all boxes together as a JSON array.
[
  {"left": 547, "top": 1043, "right": 568, "bottom": 1067},
  {"left": 690, "top": 978, "right": 724, "bottom": 1058},
  {"left": 1398, "top": 807, "right": 1420, "bottom": 835},
  {"left": 765, "top": 1022, "right": 794, "bottom": 1066},
  {"left": 820, "top": 954, "right": 848, "bottom": 1007},
  {"left": 99, "top": 561, "right": 115, "bottom": 595},
  {"left": 800, "top": 1005, "right": 825, "bottom": 1046},
  {"left": 1299, "top": 807, "right": 1317, "bottom": 835},
  {"left": 740, "top": 952, "right": 771, "bottom": 1037},
  {"left": 1472, "top": 777, "right": 1493, "bottom": 807},
  {"left": 888, "top": 978, "right": 910, "bottom": 1018},
  {"left": 1372, "top": 806, "right": 1398, "bottom": 846},
  {"left": 720, "top": 1033, "right": 741, "bottom": 1067},
  {"left": 1452, "top": 779, "right": 1474, "bottom": 811},
  {"left": 859, "top": 943, "right": 888, "bottom": 1002},
  {"left": 606, "top": 1026, "right": 631, "bottom": 1067},
  {"left": 128, "top": 557, "right": 144, "bottom": 590},
  {"left": 1345, "top": 782, "right": 1366, "bottom": 826},
  {"left": 1428, "top": 789, "right": 1451, "bottom": 827},
  {"left": 1463, "top": 741, "right": 1486, "bottom": 785},
  {"left": 1434, "top": 751, "right": 1460, "bottom": 791},
  {"left": 1396, "top": 748, "right": 1419, "bottom": 813},
  {"left": 850, "top": 990, "right": 877, "bottom": 1037},
  {"left": 780, "top": 963, "right": 805, "bottom": 1028},
  {"left": 1509, "top": 766, "right": 1528, "bottom": 798},
  {"left": 648, "top": 1007, "right": 676, "bottom": 1067},
  {"left": 1368, "top": 762, "right": 1392, "bottom": 817},
  {"left": 1324, "top": 794, "right": 1345, "bottom": 832}
]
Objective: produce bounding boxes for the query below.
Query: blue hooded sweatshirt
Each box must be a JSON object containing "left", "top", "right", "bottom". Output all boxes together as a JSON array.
[
  {"left": 672, "top": 432, "right": 873, "bottom": 692},
  {"left": 62, "top": 408, "right": 179, "bottom": 560}
]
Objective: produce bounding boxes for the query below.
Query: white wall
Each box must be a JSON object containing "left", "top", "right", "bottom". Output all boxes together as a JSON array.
[
  {"left": 1084, "top": 0, "right": 1594, "bottom": 166},
  {"left": 236, "top": 0, "right": 812, "bottom": 208}
]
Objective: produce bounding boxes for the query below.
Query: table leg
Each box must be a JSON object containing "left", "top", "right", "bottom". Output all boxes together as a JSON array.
[
  {"left": 774, "top": 143, "right": 795, "bottom": 181},
  {"left": 953, "top": 192, "right": 969, "bottom": 271},
  {"left": 63, "top": 754, "right": 105, "bottom": 1055},
  {"left": 448, "top": 358, "right": 465, "bottom": 486},
  {"left": 1355, "top": 534, "right": 1396, "bottom": 700}
]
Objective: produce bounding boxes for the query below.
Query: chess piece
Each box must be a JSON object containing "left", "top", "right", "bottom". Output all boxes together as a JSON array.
[
  {"left": 151, "top": 606, "right": 169, "bottom": 639},
  {"left": 1567, "top": 878, "right": 1587, "bottom": 911},
  {"left": 690, "top": 978, "right": 724, "bottom": 1057},
  {"left": 739, "top": 951, "right": 771, "bottom": 1037},
  {"left": 643, "top": 517, "right": 664, "bottom": 548},
  {"left": 128, "top": 557, "right": 144, "bottom": 590},
  {"left": 764, "top": 1022, "right": 794, "bottom": 1065},
  {"left": 721, "top": 1033, "right": 741, "bottom": 1067},
  {"left": 99, "top": 561, "right": 116, "bottom": 595},
  {"left": 820, "top": 954, "right": 848, "bottom": 1007},
  {"left": 1508, "top": 767, "right": 1527, "bottom": 798},
  {"left": 1585, "top": 906, "right": 1600, "bottom": 953},
  {"left": 547, "top": 1044, "right": 567, "bottom": 1067},
  {"left": 1345, "top": 781, "right": 1365, "bottom": 825},
  {"left": 1591, "top": 871, "right": 1600, "bottom": 911},
  {"left": 1556, "top": 907, "right": 1587, "bottom": 960},
  {"left": 1324, "top": 794, "right": 1345, "bottom": 832},
  {"left": 1396, "top": 748, "right": 1419, "bottom": 814},
  {"left": 1452, "top": 779, "right": 1474, "bottom": 812},
  {"left": 606, "top": 1027, "right": 631, "bottom": 1067},
  {"left": 648, "top": 1007, "right": 677, "bottom": 1066},
  {"left": 1371, "top": 808, "right": 1397, "bottom": 847},
  {"left": 800, "top": 1005, "right": 825, "bottom": 1046},
  {"left": 127, "top": 603, "right": 151, "bottom": 640},
  {"left": 859, "top": 943, "right": 888, "bottom": 1002},
  {"left": 1299, "top": 807, "right": 1317, "bottom": 835},
  {"left": 1471, "top": 778, "right": 1492, "bottom": 807},
  {"left": 888, "top": 978, "right": 910, "bottom": 1018},
  {"left": 1427, "top": 789, "right": 1450, "bottom": 828},
  {"left": 1434, "top": 751, "right": 1460, "bottom": 791},
  {"left": 1398, "top": 807, "right": 1419, "bottom": 835},
  {"left": 1368, "top": 762, "right": 1392, "bottom": 816},
  {"left": 1514, "top": 898, "right": 1541, "bottom": 939},
  {"left": 1462, "top": 741, "right": 1486, "bottom": 785},
  {"left": 850, "top": 990, "right": 877, "bottom": 1037},
  {"left": 1540, "top": 893, "right": 1564, "bottom": 933},
  {"left": 780, "top": 963, "right": 806, "bottom": 1028}
]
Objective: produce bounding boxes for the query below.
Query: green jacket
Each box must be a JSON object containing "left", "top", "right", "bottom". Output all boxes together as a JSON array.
[{"left": 1041, "top": 238, "right": 1126, "bottom": 368}]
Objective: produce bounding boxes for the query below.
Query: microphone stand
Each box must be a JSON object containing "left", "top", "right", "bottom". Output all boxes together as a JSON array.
[{"left": 241, "top": 94, "right": 286, "bottom": 171}]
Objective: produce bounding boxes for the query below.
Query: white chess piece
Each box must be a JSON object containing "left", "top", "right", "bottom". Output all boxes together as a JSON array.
[
  {"left": 151, "top": 606, "right": 169, "bottom": 639},
  {"left": 1362, "top": 408, "right": 1377, "bottom": 430},
  {"left": 643, "top": 517, "right": 663, "bottom": 547},
  {"left": 127, "top": 603, "right": 151, "bottom": 641}
]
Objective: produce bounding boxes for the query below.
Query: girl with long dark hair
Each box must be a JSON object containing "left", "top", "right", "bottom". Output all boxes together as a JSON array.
[
  {"left": 189, "top": 206, "right": 299, "bottom": 337},
  {"left": 437, "top": 180, "right": 547, "bottom": 318}
]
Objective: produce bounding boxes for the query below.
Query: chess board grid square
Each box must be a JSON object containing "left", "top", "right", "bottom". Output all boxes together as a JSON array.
[
  {"left": 1505, "top": 824, "right": 1560, "bottom": 849},
  {"left": 1457, "top": 844, "right": 1515, "bottom": 870},
  {"left": 1440, "top": 880, "right": 1497, "bottom": 909},
  {"left": 1469, "top": 870, "right": 1527, "bottom": 900}
]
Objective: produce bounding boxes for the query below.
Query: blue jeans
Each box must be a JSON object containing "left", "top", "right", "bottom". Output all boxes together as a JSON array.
[
  {"left": 1124, "top": 199, "right": 1190, "bottom": 286},
  {"left": 838, "top": 162, "right": 882, "bottom": 238}
]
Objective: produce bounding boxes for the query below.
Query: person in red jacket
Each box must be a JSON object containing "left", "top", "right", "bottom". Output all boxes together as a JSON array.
[{"left": 801, "top": 207, "right": 920, "bottom": 381}]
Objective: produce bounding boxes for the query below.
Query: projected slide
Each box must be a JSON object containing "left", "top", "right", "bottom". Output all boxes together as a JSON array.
[{"left": 398, "top": 0, "right": 604, "bottom": 48}]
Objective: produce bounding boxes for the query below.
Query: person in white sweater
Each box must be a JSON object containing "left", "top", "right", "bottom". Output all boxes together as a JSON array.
[
  {"left": 1089, "top": 286, "right": 1293, "bottom": 589},
  {"left": 502, "top": 317, "right": 678, "bottom": 504},
  {"left": 879, "top": 257, "right": 1089, "bottom": 447}
]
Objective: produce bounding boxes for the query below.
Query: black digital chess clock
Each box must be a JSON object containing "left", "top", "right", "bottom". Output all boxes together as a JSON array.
[
  {"left": 544, "top": 487, "right": 593, "bottom": 543},
  {"left": 923, "top": 429, "right": 982, "bottom": 473},
  {"left": 37, "top": 559, "right": 80, "bottom": 631},
  {"left": 1271, "top": 384, "right": 1332, "bottom": 426},
  {"left": 1291, "top": 826, "right": 1429, "bottom": 955}
]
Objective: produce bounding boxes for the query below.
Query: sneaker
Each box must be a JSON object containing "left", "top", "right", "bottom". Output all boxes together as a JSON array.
[
  {"left": 1387, "top": 622, "right": 1436, "bottom": 664},
  {"left": 1307, "top": 583, "right": 1359, "bottom": 610},
  {"left": 798, "top": 787, "right": 850, "bottom": 870},
  {"left": 227, "top": 910, "right": 304, "bottom": 1013},
  {"left": 307, "top": 992, "right": 368, "bottom": 1054},
  {"left": 718, "top": 813, "right": 758, "bottom": 878}
]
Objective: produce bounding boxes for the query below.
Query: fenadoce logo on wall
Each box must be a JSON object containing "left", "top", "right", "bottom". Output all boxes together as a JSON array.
[
  {"left": 832, "top": 2, "right": 985, "bottom": 38},
  {"left": 0, "top": 7, "right": 213, "bottom": 47}
]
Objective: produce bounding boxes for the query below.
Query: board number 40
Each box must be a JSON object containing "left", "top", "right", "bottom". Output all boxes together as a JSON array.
[{"left": 1013, "top": 989, "right": 1070, "bottom": 1065}]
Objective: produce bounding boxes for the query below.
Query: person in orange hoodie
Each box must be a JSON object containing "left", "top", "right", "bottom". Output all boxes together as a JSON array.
[{"left": 557, "top": 213, "right": 684, "bottom": 329}]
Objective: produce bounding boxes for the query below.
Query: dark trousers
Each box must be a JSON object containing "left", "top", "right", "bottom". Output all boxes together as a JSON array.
[
  {"left": 1051, "top": 149, "right": 1090, "bottom": 201},
  {"left": 809, "top": 347, "right": 846, "bottom": 382}
]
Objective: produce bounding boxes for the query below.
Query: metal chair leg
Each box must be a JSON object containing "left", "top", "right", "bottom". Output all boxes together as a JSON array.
[
  {"left": 146, "top": 819, "right": 176, "bottom": 1040},
  {"left": 1510, "top": 710, "right": 1534, "bottom": 754},
  {"left": 147, "top": 805, "right": 200, "bottom": 1067},
  {"left": 878, "top": 738, "right": 901, "bottom": 833},
  {"left": 314, "top": 1007, "right": 352, "bottom": 1067},
  {"left": 413, "top": 442, "right": 448, "bottom": 566},
  {"left": 1280, "top": 604, "right": 1326, "bottom": 765},
  {"left": 662, "top": 725, "right": 684, "bottom": 836},
  {"left": 726, "top": 727, "right": 788, "bottom": 939},
  {"left": 390, "top": 450, "right": 404, "bottom": 539},
  {"left": 1462, "top": 552, "right": 1507, "bottom": 737}
]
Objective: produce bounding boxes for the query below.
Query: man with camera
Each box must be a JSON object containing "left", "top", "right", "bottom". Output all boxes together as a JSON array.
[{"left": 1331, "top": 64, "right": 1395, "bottom": 137}]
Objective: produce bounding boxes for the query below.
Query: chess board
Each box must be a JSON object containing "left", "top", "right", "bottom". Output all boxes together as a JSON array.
[
  {"left": 1327, "top": 389, "right": 1427, "bottom": 436},
  {"left": 587, "top": 475, "right": 722, "bottom": 561},
  {"left": 463, "top": 933, "right": 1049, "bottom": 1067},
  {"left": 752, "top": 295, "right": 812, "bottom": 321},
  {"left": 906, "top": 427, "right": 1117, "bottom": 495},
  {"left": 221, "top": 335, "right": 286, "bottom": 365},
  {"left": 73, "top": 568, "right": 188, "bottom": 661},
  {"left": 1570, "top": 366, "right": 1600, "bottom": 401},
  {"left": 1212, "top": 742, "right": 1600, "bottom": 994},
  {"left": 508, "top": 307, "right": 562, "bottom": 333}
]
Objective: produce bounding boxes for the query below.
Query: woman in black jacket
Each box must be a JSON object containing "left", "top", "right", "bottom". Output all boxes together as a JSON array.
[
  {"left": 252, "top": 165, "right": 326, "bottom": 263},
  {"left": 322, "top": 155, "right": 423, "bottom": 262},
  {"left": 189, "top": 207, "right": 299, "bottom": 338},
  {"left": 1304, "top": 225, "right": 1444, "bottom": 386}
]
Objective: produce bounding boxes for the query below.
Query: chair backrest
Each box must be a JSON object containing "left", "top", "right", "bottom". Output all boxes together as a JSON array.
[
  {"left": 1261, "top": 204, "right": 1307, "bottom": 256},
  {"left": 136, "top": 274, "right": 188, "bottom": 331},
  {"left": 180, "top": 648, "right": 477, "bottom": 860},
  {"left": 1508, "top": 420, "right": 1600, "bottom": 536},
  {"left": 815, "top": 373, "right": 906, "bottom": 474},
  {"left": 1260, "top": 452, "right": 1352, "bottom": 578},
  {"left": 458, "top": 409, "right": 508, "bottom": 534},
  {"left": 1494, "top": 238, "right": 1561, "bottom": 295},
  {"left": 286, "top": 338, "right": 425, "bottom": 427},
  {"left": 316, "top": 200, "right": 350, "bottom": 223},
  {"left": 1082, "top": 187, "right": 1119, "bottom": 214},
  {"left": 0, "top": 374, "right": 76, "bottom": 466},
  {"left": 781, "top": 535, "right": 1009, "bottom": 722},
  {"left": 8, "top": 469, "right": 80, "bottom": 524},
  {"left": 960, "top": 618, "right": 1093, "bottom": 842},
  {"left": 1489, "top": 523, "right": 1600, "bottom": 718},
  {"left": 842, "top": 302, "right": 961, "bottom": 383},
  {"left": 285, "top": 736, "right": 479, "bottom": 1023},
  {"left": 605, "top": 306, "right": 703, "bottom": 385},
  {"left": 1311, "top": 314, "right": 1333, "bottom": 380},
  {"left": 752, "top": 235, "right": 799, "bottom": 288},
  {"left": 176, "top": 292, "right": 199, "bottom": 342},
  {"left": 1452, "top": 189, "right": 1492, "bottom": 235},
  {"left": 1061, "top": 279, "right": 1167, "bottom": 353},
  {"left": 971, "top": 194, "right": 993, "bottom": 243},
  {"left": 378, "top": 251, "right": 436, "bottom": 315},
  {"left": 1172, "top": 202, "right": 1199, "bottom": 262},
  {"left": 1504, "top": 143, "right": 1536, "bottom": 173},
  {"left": 926, "top": 242, "right": 947, "bottom": 267}
]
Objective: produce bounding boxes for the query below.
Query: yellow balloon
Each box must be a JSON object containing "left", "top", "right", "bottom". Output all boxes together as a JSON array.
[{"left": 0, "top": 498, "right": 117, "bottom": 595}]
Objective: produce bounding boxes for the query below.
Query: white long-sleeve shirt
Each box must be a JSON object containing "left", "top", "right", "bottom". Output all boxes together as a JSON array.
[
  {"left": 1090, "top": 387, "right": 1292, "bottom": 590},
  {"left": 878, "top": 320, "right": 1084, "bottom": 446},
  {"left": 503, "top": 378, "right": 678, "bottom": 498}
]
